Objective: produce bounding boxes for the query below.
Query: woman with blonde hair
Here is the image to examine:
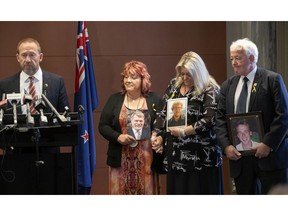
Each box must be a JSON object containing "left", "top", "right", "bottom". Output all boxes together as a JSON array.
[{"left": 153, "top": 51, "right": 223, "bottom": 194}]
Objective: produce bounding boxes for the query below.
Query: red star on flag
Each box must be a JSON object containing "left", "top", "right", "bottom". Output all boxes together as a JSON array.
[{"left": 81, "top": 130, "right": 89, "bottom": 144}]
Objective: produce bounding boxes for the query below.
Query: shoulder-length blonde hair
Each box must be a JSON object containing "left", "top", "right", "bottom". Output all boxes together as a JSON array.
[
  {"left": 121, "top": 60, "right": 151, "bottom": 96},
  {"left": 175, "top": 51, "right": 219, "bottom": 96}
]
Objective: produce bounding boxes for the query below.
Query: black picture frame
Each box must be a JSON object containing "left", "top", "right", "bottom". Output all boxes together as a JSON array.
[{"left": 226, "top": 111, "right": 264, "bottom": 156}]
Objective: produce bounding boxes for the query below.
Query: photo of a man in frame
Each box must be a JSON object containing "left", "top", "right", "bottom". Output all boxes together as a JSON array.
[
  {"left": 235, "top": 119, "right": 260, "bottom": 151},
  {"left": 167, "top": 100, "right": 186, "bottom": 128},
  {"left": 127, "top": 110, "right": 151, "bottom": 140}
]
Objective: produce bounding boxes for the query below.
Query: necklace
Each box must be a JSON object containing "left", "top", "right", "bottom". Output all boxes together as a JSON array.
[
  {"left": 126, "top": 94, "right": 141, "bottom": 110},
  {"left": 127, "top": 93, "right": 141, "bottom": 102}
]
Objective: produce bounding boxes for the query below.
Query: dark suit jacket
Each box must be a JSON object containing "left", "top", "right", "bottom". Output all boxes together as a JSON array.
[
  {"left": 0, "top": 70, "right": 70, "bottom": 113},
  {"left": 216, "top": 67, "right": 288, "bottom": 178},
  {"left": 127, "top": 127, "right": 151, "bottom": 140}
]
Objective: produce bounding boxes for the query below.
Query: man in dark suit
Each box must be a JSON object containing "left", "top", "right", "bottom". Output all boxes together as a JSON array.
[
  {"left": 0, "top": 39, "right": 72, "bottom": 194},
  {"left": 216, "top": 38, "right": 288, "bottom": 194},
  {"left": 0, "top": 38, "right": 70, "bottom": 154},
  {"left": 0, "top": 37, "right": 69, "bottom": 114}
]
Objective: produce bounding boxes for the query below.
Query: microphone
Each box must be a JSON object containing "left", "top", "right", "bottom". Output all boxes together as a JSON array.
[
  {"left": 23, "top": 94, "right": 35, "bottom": 127},
  {"left": 78, "top": 105, "right": 85, "bottom": 114},
  {"left": 44, "top": 83, "right": 48, "bottom": 96},
  {"left": 78, "top": 105, "right": 85, "bottom": 121},
  {"left": 34, "top": 97, "right": 48, "bottom": 125},
  {"left": 0, "top": 94, "right": 7, "bottom": 126},
  {"left": 6, "top": 93, "right": 22, "bottom": 125},
  {"left": 40, "top": 94, "right": 67, "bottom": 123},
  {"left": 63, "top": 106, "right": 71, "bottom": 121}
]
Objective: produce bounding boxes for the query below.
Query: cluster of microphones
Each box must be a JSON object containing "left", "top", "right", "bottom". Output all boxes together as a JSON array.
[{"left": 0, "top": 92, "right": 71, "bottom": 128}]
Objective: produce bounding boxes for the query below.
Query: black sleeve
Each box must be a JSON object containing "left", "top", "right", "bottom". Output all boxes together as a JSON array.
[{"left": 98, "top": 94, "right": 122, "bottom": 144}]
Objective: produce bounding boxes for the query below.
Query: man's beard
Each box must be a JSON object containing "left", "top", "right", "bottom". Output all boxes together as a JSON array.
[{"left": 23, "top": 66, "right": 36, "bottom": 75}]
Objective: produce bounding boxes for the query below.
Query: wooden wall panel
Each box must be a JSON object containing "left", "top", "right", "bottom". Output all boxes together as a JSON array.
[
  {"left": 0, "top": 21, "right": 76, "bottom": 56},
  {"left": 0, "top": 21, "right": 228, "bottom": 195}
]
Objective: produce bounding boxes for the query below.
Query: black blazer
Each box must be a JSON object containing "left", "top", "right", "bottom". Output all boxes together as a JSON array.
[
  {"left": 216, "top": 67, "right": 288, "bottom": 178},
  {"left": 0, "top": 70, "right": 70, "bottom": 113},
  {"left": 98, "top": 91, "right": 164, "bottom": 172}
]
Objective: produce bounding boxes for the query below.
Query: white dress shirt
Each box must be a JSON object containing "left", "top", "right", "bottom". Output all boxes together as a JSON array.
[{"left": 20, "top": 68, "right": 43, "bottom": 114}]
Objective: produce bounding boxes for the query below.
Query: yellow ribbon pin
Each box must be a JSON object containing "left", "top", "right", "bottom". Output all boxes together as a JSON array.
[{"left": 252, "top": 83, "right": 257, "bottom": 93}]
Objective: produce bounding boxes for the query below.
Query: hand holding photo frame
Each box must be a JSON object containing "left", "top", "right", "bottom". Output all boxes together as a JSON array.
[
  {"left": 226, "top": 111, "right": 264, "bottom": 156},
  {"left": 166, "top": 97, "right": 187, "bottom": 130}
]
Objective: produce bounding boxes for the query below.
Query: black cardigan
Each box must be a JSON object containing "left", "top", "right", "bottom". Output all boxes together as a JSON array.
[{"left": 98, "top": 92, "right": 164, "bottom": 172}]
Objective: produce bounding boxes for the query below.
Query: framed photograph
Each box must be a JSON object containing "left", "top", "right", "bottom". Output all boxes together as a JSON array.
[
  {"left": 226, "top": 111, "right": 264, "bottom": 156},
  {"left": 126, "top": 110, "right": 151, "bottom": 147},
  {"left": 166, "top": 97, "right": 187, "bottom": 130}
]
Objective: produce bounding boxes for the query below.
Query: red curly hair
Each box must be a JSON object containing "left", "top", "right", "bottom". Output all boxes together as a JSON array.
[{"left": 120, "top": 60, "right": 151, "bottom": 97}]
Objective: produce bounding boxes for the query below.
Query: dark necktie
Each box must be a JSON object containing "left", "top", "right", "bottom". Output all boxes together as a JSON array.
[
  {"left": 29, "top": 76, "right": 37, "bottom": 114},
  {"left": 236, "top": 77, "right": 249, "bottom": 114}
]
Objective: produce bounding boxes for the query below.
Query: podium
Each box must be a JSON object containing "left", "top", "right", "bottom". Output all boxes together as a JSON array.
[{"left": 0, "top": 112, "right": 82, "bottom": 194}]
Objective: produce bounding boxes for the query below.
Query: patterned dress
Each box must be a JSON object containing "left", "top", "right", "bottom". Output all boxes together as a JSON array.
[
  {"left": 152, "top": 78, "right": 223, "bottom": 195},
  {"left": 109, "top": 100, "right": 158, "bottom": 194},
  {"left": 160, "top": 79, "right": 223, "bottom": 173}
]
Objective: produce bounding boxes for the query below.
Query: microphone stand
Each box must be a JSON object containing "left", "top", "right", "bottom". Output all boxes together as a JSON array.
[
  {"left": 32, "top": 128, "right": 44, "bottom": 194},
  {"left": 41, "top": 94, "right": 67, "bottom": 123},
  {"left": 32, "top": 129, "right": 44, "bottom": 166},
  {"left": 63, "top": 106, "right": 71, "bottom": 121},
  {"left": 12, "top": 100, "right": 18, "bottom": 125}
]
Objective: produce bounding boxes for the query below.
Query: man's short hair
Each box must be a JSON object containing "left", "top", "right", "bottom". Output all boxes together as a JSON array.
[
  {"left": 236, "top": 119, "right": 250, "bottom": 131},
  {"left": 171, "top": 101, "right": 183, "bottom": 111},
  {"left": 131, "top": 110, "right": 144, "bottom": 120}
]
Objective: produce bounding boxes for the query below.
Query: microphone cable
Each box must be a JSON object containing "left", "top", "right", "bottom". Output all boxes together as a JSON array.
[{"left": 0, "top": 126, "right": 16, "bottom": 183}]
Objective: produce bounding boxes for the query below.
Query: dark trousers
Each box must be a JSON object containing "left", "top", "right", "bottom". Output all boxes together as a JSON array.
[
  {"left": 167, "top": 166, "right": 223, "bottom": 195},
  {"left": 234, "top": 156, "right": 288, "bottom": 194}
]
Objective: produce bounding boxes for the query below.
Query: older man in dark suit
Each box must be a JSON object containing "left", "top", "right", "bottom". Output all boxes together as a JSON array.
[{"left": 216, "top": 38, "right": 288, "bottom": 194}]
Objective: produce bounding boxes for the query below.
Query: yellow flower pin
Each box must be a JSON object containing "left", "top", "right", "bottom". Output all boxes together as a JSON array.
[{"left": 252, "top": 83, "right": 257, "bottom": 93}]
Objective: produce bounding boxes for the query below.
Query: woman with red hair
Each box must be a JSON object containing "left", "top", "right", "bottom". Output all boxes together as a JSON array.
[{"left": 99, "top": 60, "right": 163, "bottom": 194}]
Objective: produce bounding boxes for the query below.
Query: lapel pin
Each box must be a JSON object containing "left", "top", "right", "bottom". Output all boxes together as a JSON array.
[{"left": 252, "top": 83, "right": 257, "bottom": 93}]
